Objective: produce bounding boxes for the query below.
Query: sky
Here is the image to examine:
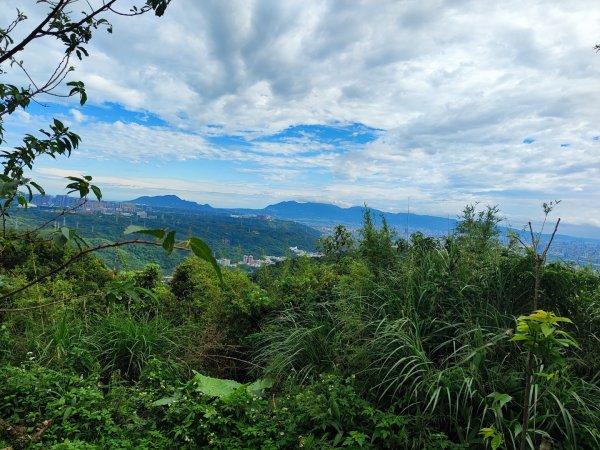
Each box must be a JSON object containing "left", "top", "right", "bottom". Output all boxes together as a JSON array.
[{"left": 1, "top": 0, "right": 599, "bottom": 232}]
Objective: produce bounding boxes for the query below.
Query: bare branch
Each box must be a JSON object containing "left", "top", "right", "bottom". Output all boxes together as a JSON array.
[
  {"left": 107, "top": 5, "right": 149, "bottom": 17},
  {"left": 541, "top": 218, "right": 561, "bottom": 262},
  {"left": 0, "top": 0, "right": 68, "bottom": 65},
  {"left": 16, "top": 199, "right": 88, "bottom": 239},
  {"left": 528, "top": 221, "right": 536, "bottom": 255}
]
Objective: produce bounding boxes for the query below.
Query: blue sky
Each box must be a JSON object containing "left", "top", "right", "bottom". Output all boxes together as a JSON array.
[{"left": 1, "top": 0, "right": 599, "bottom": 230}]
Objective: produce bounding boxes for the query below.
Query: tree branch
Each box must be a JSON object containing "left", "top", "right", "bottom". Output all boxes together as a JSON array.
[
  {"left": 42, "top": 0, "right": 118, "bottom": 37},
  {"left": 0, "top": 0, "right": 68, "bottom": 65},
  {"left": 541, "top": 218, "right": 561, "bottom": 262},
  {"left": 16, "top": 199, "right": 88, "bottom": 239}
]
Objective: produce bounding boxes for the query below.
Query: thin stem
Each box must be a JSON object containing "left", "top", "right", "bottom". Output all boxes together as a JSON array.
[
  {"left": 16, "top": 199, "right": 87, "bottom": 239},
  {"left": 520, "top": 334, "right": 537, "bottom": 450}
]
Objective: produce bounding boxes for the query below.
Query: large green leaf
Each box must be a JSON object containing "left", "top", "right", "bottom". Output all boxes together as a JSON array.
[
  {"left": 247, "top": 378, "right": 274, "bottom": 397},
  {"left": 194, "top": 373, "right": 241, "bottom": 399},
  {"left": 189, "top": 236, "right": 223, "bottom": 283},
  {"left": 192, "top": 373, "right": 272, "bottom": 399},
  {"left": 162, "top": 230, "right": 176, "bottom": 253},
  {"left": 123, "top": 225, "right": 165, "bottom": 239}
]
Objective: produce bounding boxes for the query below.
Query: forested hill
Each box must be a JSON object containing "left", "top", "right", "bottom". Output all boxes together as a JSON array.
[
  {"left": 9, "top": 206, "right": 320, "bottom": 273},
  {"left": 130, "top": 195, "right": 217, "bottom": 212}
]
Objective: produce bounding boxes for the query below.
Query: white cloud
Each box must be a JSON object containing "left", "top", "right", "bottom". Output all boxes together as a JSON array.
[{"left": 2, "top": 0, "right": 600, "bottom": 227}]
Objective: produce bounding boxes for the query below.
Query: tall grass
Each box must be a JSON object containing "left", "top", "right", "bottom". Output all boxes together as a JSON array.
[
  {"left": 253, "top": 233, "right": 600, "bottom": 446},
  {"left": 85, "top": 313, "right": 178, "bottom": 382}
]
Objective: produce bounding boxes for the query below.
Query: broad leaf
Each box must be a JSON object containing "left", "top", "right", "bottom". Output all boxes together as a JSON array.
[
  {"left": 162, "top": 230, "right": 176, "bottom": 253},
  {"left": 193, "top": 373, "right": 241, "bottom": 399},
  {"left": 247, "top": 378, "right": 274, "bottom": 397},
  {"left": 189, "top": 237, "right": 223, "bottom": 283},
  {"left": 123, "top": 225, "right": 165, "bottom": 239}
]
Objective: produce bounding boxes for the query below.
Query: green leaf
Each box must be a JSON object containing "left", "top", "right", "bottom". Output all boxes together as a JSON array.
[
  {"left": 123, "top": 225, "right": 165, "bottom": 239},
  {"left": 52, "top": 233, "right": 68, "bottom": 248},
  {"left": 90, "top": 185, "right": 102, "bottom": 201},
  {"left": 491, "top": 433, "right": 503, "bottom": 450},
  {"left": 29, "top": 181, "right": 45, "bottom": 195},
  {"left": 480, "top": 428, "right": 495, "bottom": 438},
  {"left": 189, "top": 236, "right": 223, "bottom": 283},
  {"left": 493, "top": 393, "right": 512, "bottom": 409},
  {"left": 551, "top": 316, "right": 573, "bottom": 324},
  {"left": 152, "top": 390, "right": 182, "bottom": 406},
  {"left": 540, "top": 323, "right": 554, "bottom": 338},
  {"left": 162, "top": 230, "right": 176, "bottom": 253},
  {"left": 246, "top": 378, "right": 274, "bottom": 397},
  {"left": 193, "top": 373, "right": 241, "bottom": 399},
  {"left": 60, "top": 226, "right": 71, "bottom": 240},
  {"left": 16, "top": 195, "right": 27, "bottom": 207}
]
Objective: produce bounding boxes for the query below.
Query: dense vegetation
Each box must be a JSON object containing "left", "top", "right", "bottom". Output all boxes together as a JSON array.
[
  {"left": 1, "top": 206, "right": 598, "bottom": 449},
  {"left": 1, "top": 3, "right": 598, "bottom": 448}
]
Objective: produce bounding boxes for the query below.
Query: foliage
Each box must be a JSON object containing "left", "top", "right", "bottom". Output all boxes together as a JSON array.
[
  {"left": 169, "top": 258, "right": 273, "bottom": 379},
  {"left": 358, "top": 208, "right": 397, "bottom": 274},
  {"left": 0, "top": 204, "right": 598, "bottom": 448},
  {"left": 0, "top": 0, "right": 224, "bottom": 311},
  {"left": 85, "top": 313, "right": 178, "bottom": 382},
  {"left": 10, "top": 205, "right": 320, "bottom": 273},
  {"left": 319, "top": 224, "right": 354, "bottom": 262},
  {"left": 455, "top": 204, "right": 502, "bottom": 255}
]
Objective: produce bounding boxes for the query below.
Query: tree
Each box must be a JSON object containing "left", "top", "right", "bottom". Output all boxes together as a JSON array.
[
  {"left": 455, "top": 203, "right": 502, "bottom": 255},
  {"left": 318, "top": 224, "right": 354, "bottom": 262},
  {"left": 358, "top": 208, "right": 397, "bottom": 274},
  {"left": 0, "top": 1, "right": 221, "bottom": 304},
  {"left": 1, "top": 1, "right": 170, "bottom": 210}
]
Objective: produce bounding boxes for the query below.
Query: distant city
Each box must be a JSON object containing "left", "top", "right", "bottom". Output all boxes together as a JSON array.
[{"left": 218, "top": 246, "right": 323, "bottom": 270}]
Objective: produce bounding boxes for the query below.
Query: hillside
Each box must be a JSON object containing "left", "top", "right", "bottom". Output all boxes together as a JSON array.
[
  {"left": 10, "top": 206, "right": 320, "bottom": 273},
  {"left": 2, "top": 205, "right": 599, "bottom": 449}
]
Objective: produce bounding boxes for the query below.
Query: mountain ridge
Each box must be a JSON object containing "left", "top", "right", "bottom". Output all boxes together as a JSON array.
[
  {"left": 130, "top": 195, "right": 216, "bottom": 212},
  {"left": 128, "top": 195, "right": 600, "bottom": 241}
]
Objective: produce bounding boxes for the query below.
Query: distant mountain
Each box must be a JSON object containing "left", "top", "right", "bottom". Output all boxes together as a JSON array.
[
  {"left": 257, "top": 201, "right": 455, "bottom": 234},
  {"left": 129, "top": 196, "right": 599, "bottom": 241},
  {"left": 130, "top": 195, "right": 215, "bottom": 212}
]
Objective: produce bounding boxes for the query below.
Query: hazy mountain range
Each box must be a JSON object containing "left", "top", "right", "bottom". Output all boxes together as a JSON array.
[{"left": 130, "top": 195, "right": 600, "bottom": 241}]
